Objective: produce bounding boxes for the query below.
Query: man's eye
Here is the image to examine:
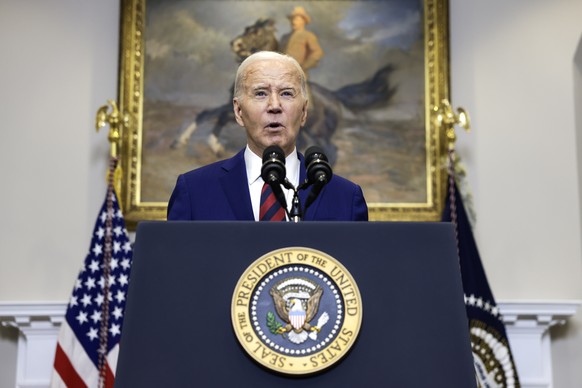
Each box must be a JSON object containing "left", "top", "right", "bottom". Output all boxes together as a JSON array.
[
  {"left": 281, "top": 91, "right": 294, "bottom": 97},
  {"left": 255, "top": 91, "right": 267, "bottom": 97}
]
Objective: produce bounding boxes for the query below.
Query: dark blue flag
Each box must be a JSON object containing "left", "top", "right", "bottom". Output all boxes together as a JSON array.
[{"left": 442, "top": 180, "right": 520, "bottom": 387}]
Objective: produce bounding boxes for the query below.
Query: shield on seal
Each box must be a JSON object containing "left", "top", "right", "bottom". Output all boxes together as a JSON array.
[{"left": 289, "top": 300, "right": 306, "bottom": 330}]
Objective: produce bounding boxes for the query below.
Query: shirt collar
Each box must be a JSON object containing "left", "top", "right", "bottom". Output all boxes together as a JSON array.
[
  {"left": 244, "top": 145, "right": 300, "bottom": 186},
  {"left": 245, "top": 146, "right": 263, "bottom": 185}
]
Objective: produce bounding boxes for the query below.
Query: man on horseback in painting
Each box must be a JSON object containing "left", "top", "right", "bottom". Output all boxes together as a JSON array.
[
  {"left": 280, "top": 6, "right": 324, "bottom": 79},
  {"left": 171, "top": 12, "right": 395, "bottom": 168}
]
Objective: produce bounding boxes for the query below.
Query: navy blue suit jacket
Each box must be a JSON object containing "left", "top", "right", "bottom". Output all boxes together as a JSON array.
[{"left": 167, "top": 149, "right": 368, "bottom": 221}]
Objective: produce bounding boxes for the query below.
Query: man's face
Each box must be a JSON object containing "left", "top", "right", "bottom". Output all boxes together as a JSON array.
[
  {"left": 291, "top": 15, "right": 306, "bottom": 31},
  {"left": 233, "top": 59, "right": 308, "bottom": 157}
]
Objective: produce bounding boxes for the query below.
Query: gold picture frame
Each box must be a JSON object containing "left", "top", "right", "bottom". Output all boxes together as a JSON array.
[{"left": 118, "top": 0, "right": 450, "bottom": 228}]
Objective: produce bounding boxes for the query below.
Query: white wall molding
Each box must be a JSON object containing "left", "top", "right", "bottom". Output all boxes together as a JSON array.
[
  {"left": 0, "top": 300, "right": 579, "bottom": 388},
  {"left": 0, "top": 302, "right": 66, "bottom": 388},
  {"left": 498, "top": 300, "right": 581, "bottom": 388}
]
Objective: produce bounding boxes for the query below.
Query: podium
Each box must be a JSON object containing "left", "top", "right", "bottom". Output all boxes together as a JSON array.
[{"left": 115, "top": 221, "right": 476, "bottom": 387}]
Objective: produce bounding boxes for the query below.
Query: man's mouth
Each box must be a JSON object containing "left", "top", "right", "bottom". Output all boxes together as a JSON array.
[{"left": 267, "top": 122, "right": 283, "bottom": 129}]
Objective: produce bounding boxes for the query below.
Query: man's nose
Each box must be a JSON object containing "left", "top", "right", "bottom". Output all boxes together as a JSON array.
[{"left": 268, "top": 94, "right": 282, "bottom": 112}]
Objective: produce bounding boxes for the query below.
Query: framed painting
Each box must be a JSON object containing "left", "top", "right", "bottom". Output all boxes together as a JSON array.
[{"left": 117, "top": 0, "right": 450, "bottom": 227}]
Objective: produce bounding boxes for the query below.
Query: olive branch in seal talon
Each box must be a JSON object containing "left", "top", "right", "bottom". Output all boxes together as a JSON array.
[{"left": 266, "top": 312, "right": 285, "bottom": 336}]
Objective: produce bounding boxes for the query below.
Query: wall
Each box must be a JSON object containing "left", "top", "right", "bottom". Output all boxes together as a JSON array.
[
  {"left": 0, "top": 1, "right": 117, "bottom": 300},
  {"left": 0, "top": 0, "right": 581, "bottom": 386},
  {"left": 0, "top": 1, "right": 119, "bottom": 386},
  {"left": 449, "top": 1, "right": 582, "bottom": 385}
]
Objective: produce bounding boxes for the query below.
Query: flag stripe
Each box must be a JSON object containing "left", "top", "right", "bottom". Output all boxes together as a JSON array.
[
  {"left": 107, "top": 344, "right": 119, "bottom": 376},
  {"left": 104, "top": 361, "right": 115, "bottom": 388},
  {"left": 54, "top": 320, "right": 98, "bottom": 387},
  {"left": 50, "top": 369, "right": 67, "bottom": 388},
  {"left": 53, "top": 343, "right": 87, "bottom": 388}
]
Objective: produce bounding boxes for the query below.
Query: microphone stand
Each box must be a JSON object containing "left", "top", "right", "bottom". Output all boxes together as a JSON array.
[
  {"left": 279, "top": 177, "right": 326, "bottom": 223},
  {"left": 289, "top": 191, "right": 302, "bottom": 222},
  {"left": 282, "top": 179, "right": 302, "bottom": 222}
]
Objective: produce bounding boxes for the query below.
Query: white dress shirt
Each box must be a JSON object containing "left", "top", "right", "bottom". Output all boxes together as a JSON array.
[{"left": 245, "top": 146, "right": 300, "bottom": 221}]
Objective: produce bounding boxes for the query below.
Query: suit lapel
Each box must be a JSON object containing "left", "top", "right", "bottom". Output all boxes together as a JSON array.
[
  {"left": 220, "top": 149, "right": 254, "bottom": 220},
  {"left": 298, "top": 152, "right": 309, "bottom": 206}
]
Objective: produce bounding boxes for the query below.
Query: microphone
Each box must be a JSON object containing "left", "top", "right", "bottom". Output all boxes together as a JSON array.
[
  {"left": 261, "top": 145, "right": 286, "bottom": 184},
  {"left": 261, "top": 145, "right": 288, "bottom": 213},
  {"left": 303, "top": 146, "right": 333, "bottom": 211},
  {"left": 305, "top": 146, "right": 333, "bottom": 185}
]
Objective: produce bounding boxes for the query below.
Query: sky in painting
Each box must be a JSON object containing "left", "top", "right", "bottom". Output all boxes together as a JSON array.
[{"left": 143, "top": 0, "right": 423, "bottom": 105}]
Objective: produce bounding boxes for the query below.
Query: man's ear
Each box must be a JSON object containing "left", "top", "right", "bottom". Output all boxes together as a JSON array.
[
  {"left": 233, "top": 98, "right": 245, "bottom": 127},
  {"left": 300, "top": 100, "right": 308, "bottom": 126}
]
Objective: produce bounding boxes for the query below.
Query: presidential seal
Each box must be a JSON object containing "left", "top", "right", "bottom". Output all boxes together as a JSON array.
[{"left": 231, "top": 247, "right": 362, "bottom": 375}]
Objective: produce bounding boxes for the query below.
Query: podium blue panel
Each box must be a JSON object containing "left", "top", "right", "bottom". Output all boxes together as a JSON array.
[{"left": 115, "top": 221, "right": 476, "bottom": 388}]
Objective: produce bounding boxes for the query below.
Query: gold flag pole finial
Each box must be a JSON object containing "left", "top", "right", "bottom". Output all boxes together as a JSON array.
[
  {"left": 434, "top": 99, "right": 471, "bottom": 150},
  {"left": 95, "top": 100, "right": 129, "bottom": 205},
  {"left": 96, "top": 99, "right": 128, "bottom": 158},
  {"left": 435, "top": 99, "right": 474, "bottom": 228}
]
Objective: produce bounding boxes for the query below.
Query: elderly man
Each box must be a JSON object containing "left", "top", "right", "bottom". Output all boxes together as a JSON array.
[{"left": 167, "top": 51, "right": 367, "bottom": 221}]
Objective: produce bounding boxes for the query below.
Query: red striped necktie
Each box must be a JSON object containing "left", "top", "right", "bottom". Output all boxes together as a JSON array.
[{"left": 259, "top": 182, "right": 286, "bottom": 221}]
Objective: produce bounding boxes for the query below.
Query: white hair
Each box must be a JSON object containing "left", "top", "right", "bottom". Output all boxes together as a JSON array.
[{"left": 233, "top": 51, "right": 308, "bottom": 99}]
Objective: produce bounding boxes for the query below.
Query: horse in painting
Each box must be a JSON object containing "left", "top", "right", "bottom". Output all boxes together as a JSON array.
[{"left": 171, "top": 17, "right": 397, "bottom": 166}]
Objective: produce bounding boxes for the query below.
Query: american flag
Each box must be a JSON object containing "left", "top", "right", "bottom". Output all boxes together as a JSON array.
[{"left": 51, "top": 189, "right": 132, "bottom": 388}]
